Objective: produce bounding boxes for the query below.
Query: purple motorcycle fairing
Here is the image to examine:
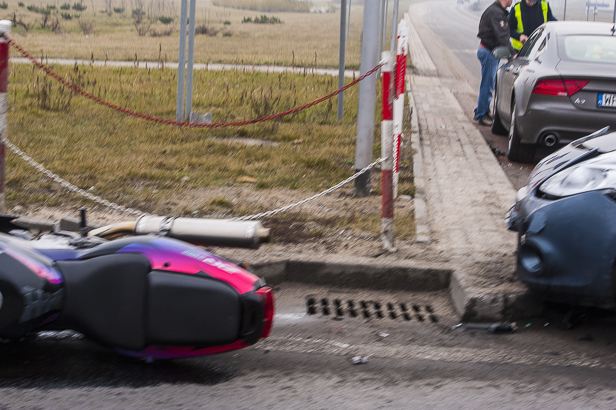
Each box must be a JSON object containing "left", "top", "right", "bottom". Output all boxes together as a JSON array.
[
  {"left": 35, "top": 236, "right": 263, "bottom": 294},
  {"left": 113, "top": 237, "right": 262, "bottom": 295}
]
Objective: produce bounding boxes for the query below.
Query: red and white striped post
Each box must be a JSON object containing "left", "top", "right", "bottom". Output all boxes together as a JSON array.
[
  {"left": 0, "top": 20, "right": 10, "bottom": 213},
  {"left": 393, "top": 19, "right": 408, "bottom": 198},
  {"left": 381, "top": 51, "right": 395, "bottom": 251}
]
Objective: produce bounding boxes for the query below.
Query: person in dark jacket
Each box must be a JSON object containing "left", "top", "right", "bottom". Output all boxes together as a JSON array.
[
  {"left": 509, "top": 0, "right": 557, "bottom": 51},
  {"left": 474, "top": 0, "right": 514, "bottom": 126}
]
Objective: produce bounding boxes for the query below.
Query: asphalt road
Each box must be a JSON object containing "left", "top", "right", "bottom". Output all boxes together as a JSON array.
[
  {"left": 418, "top": 0, "right": 483, "bottom": 91},
  {"left": 3, "top": 282, "right": 616, "bottom": 408},
  {"left": 412, "top": 0, "right": 551, "bottom": 189}
]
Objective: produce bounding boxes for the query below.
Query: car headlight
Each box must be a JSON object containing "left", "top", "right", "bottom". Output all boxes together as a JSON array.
[{"left": 539, "top": 163, "right": 616, "bottom": 197}]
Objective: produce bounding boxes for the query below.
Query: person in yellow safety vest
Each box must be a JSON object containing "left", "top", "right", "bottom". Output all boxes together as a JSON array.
[{"left": 508, "top": 0, "right": 557, "bottom": 51}]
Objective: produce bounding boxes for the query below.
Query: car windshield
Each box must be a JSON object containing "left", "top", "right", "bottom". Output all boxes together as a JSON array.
[{"left": 561, "top": 35, "right": 616, "bottom": 63}]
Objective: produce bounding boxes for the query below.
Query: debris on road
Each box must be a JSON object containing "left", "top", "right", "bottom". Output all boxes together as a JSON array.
[
  {"left": 350, "top": 356, "right": 369, "bottom": 364},
  {"left": 465, "top": 322, "right": 517, "bottom": 334}
]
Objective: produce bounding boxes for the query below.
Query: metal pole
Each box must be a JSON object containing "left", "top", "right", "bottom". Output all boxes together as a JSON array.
[
  {"left": 0, "top": 21, "right": 10, "bottom": 213},
  {"left": 563, "top": 0, "right": 567, "bottom": 20},
  {"left": 379, "top": 0, "right": 386, "bottom": 58},
  {"left": 337, "top": 0, "right": 347, "bottom": 120},
  {"left": 390, "top": 0, "right": 399, "bottom": 52},
  {"left": 354, "top": 0, "right": 380, "bottom": 197},
  {"left": 384, "top": 0, "right": 389, "bottom": 44},
  {"left": 613, "top": 0, "right": 615, "bottom": 23},
  {"left": 380, "top": 51, "right": 395, "bottom": 251},
  {"left": 346, "top": 0, "right": 352, "bottom": 45},
  {"left": 176, "top": 0, "right": 188, "bottom": 121},
  {"left": 184, "top": 0, "right": 196, "bottom": 121}
]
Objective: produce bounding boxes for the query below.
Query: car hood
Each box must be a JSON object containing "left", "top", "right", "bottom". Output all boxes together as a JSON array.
[
  {"left": 555, "top": 59, "right": 616, "bottom": 78},
  {"left": 507, "top": 129, "right": 616, "bottom": 231},
  {"left": 523, "top": 129, "right": 616, "bottom": 196}
]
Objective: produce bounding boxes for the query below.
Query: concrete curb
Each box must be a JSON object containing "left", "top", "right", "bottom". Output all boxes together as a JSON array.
[
  {"left": 407, "top": 85, "right": 430, "bottom": 244},
  {"left": 449, "top": 271, "right": 542, "bottom": 322},
  {"left": 246, "top": 257, "right": 542, "bottom": 321},
  {"left": 404, "top": 10, "right": 430, "bottom": 245},
  {"left": 248, "top": 255, "right": 453, "bottom": 292},
  {"left": 404, "top": 12, "right": 437, "bottom": 77}
]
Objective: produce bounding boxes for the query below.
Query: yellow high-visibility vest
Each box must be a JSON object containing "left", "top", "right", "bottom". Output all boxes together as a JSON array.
[{"left": 511, "top": 1, "right": 549, "bottom": 50}]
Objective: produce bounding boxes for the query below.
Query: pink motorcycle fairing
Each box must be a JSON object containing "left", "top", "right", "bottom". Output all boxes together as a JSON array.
[{"left": 114, "top": 238, "right": 261, "bottom": 294}]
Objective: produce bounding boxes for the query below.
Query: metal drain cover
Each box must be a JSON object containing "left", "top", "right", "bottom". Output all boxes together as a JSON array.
[{"left": 306, "top": 296, "right": 438, "bottom": 323}]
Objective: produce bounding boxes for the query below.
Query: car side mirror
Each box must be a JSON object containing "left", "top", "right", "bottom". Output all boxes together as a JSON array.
[{"left": 492, "top": 46, "right": 513, "bottom": 60}]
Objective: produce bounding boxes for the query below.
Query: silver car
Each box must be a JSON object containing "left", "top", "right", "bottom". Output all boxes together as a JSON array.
[{"left": 492, "top": 21, "right": 616, "bottom": 163}]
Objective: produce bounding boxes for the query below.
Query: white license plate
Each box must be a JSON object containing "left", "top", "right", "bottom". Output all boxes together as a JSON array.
[{"left": 598, "top": 93, "right": 616, "bottom": 107}]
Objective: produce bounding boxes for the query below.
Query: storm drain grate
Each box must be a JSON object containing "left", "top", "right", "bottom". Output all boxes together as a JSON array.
[{"left": 306, "top": 296, "right": 438, "bottom": 323}]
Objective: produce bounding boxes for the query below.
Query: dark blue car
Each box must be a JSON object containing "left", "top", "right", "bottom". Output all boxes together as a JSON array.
[{"left": 507, "top": 127, "right": 616, "bottom": 308}]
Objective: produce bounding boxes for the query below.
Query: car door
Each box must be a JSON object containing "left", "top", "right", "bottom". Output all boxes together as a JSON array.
[
  {"left": 516, "top": 28, "right": 550, "bottom": 117},
  {"left": 500, "top": 28, "right": 545, "bottom": 128}
]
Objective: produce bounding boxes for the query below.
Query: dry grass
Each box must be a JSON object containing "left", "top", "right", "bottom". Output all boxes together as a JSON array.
[
  {"left": 5, "top": 0, "right": 367, "bottom": 67},
  {"left": 6, "top": 62, "right": 378, "bottom": 208},
  {"left": 212, "top": 0, "right": 312, "bottom": 13}
]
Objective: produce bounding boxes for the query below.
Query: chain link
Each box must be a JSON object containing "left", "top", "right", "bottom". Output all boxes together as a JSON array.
[{"left": 233, "top": 158, "right": 385, "bottom": 221}]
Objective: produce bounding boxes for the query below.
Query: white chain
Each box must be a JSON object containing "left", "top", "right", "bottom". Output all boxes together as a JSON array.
[
  {"left": 4, "top": 134, "right": 384, "bottom": 221},
  {"left": 2, "top": 136, "right": 148, "bottom": 217},
  {"left": 234, "top": 158, "right": 386, "bottom": 221}
]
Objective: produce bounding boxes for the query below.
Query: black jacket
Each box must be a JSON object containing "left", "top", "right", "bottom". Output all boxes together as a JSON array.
[{"left": 477, "top": 1, "right": 514, "bottom": 52}]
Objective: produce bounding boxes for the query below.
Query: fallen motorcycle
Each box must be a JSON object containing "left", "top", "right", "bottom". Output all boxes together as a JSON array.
[{"left": 0, "top": 211, "right": 274, "bottom": 360}]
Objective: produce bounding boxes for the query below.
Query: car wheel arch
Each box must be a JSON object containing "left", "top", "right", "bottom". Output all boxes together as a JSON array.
[
  {"left": 507, "top": 99, "right": 536, "bottom": 163},
  {"left": 511, "top": 87, "right": 523, "bottom": 118}
]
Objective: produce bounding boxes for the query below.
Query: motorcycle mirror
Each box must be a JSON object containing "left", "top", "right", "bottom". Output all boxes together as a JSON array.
[{"left": 492, "top": 46, "right": 513, "bottom": 60}]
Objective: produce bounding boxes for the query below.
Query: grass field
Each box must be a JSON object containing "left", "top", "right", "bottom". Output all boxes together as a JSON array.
[{"left": 2, "top": 0, "right": 374, "bottom": 67}]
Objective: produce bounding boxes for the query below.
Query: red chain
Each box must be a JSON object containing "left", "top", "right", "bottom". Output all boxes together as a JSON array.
[{"left": 6, "top": 36, "right": 382, "bottom": 128}]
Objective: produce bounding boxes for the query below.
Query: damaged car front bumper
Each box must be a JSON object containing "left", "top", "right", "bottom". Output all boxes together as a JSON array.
[{"left": 508, "top": 127, "right": 616, "bottom": 308}]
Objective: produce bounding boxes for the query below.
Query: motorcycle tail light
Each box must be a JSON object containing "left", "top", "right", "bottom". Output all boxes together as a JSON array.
[
  {"left": 256, "top": 287, "right": 274, "bottom": 338},
  {"left": 533, "top": 79, "right": 588, "bottom": 97}
]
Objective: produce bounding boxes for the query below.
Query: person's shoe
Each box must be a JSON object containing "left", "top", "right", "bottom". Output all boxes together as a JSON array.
[{"left": 473, "top": 114, "right": 492, "bottom": 126}]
